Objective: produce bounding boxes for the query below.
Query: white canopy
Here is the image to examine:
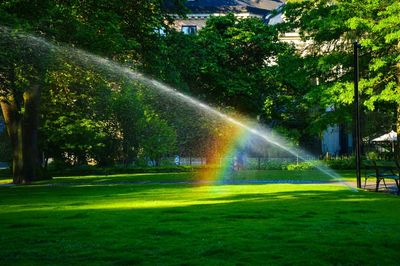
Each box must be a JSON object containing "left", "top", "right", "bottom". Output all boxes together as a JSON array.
[{"left": 372, "top": 130, "right": 397, "bottom": 142}]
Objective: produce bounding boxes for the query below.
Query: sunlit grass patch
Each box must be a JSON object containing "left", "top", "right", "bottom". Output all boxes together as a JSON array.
[{"left": 0, "top": 177, "right": 12, "bottom": 184}]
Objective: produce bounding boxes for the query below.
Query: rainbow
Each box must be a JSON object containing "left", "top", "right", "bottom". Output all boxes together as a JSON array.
[{"left": 196, "top": 115, "right": 252, "bottom": 185}]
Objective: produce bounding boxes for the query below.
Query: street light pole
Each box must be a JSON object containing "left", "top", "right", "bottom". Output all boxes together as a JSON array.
[{"left": 354, "top": 41, "right": 362, "bottom": 189}]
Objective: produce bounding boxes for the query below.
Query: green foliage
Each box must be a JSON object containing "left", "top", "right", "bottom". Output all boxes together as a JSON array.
[
  {"left": 0, "top": 27, "right": 57, "bottom": 182},
  {"left": 280, "top": 158, "right": 356, "bottom": 171},
  {"left": 194, "top": 14, "right": 282, "bottom": 114},
  {"left": 263, "top": 160, "right": 291, "bottom": 170},
  {"left": 40, "top": 60, "right": 113, "bottom": 165},
  {"left": 286, "top": 161, "right": 318, "bottom": 171},
  {"left": 40, "top": 58, "right": 179, "bottom": 166},
  {"left": 0, "top": 28, "right": 51, "bottom": 99},
  {"left": 145, "top": 14, "right": 314, "bottom": 149},
  {"left": 325, "top": 157, "right": 356, "bottom": 170},
  {"left": 0, "top": 0, "right": 184, "bottom": 57},
  {"left": 273, "top": 126, "right": 301, "bottom": 147},
  {"left": 110, "top": 84, "right": 145, "bottom": 164},
  {"left": 367, "top": 151, "right": 378, "bottom": 160},
  {"left": 244, "top": 159, "right": 294, "bottom": 170},
  {"left": 284, "top": 0, "right": 400, "bottom": 134},
  {"left": 44, "top": 116, "right": 108, "bottom": 164},
  {"left": 139, "top": 112, "right": 177, "bottom": 164},
  {"left": 1, "top": 0, "right": 188, "bottom": 172},
  {"left": 155, "top": 14, "right": 288, "bottom": 116},
  {"left": 46, "top": 164, "right": 195, "bottom": 177},
  {"left": 246, "top": 158, "right": 356, "bottom": 171}
]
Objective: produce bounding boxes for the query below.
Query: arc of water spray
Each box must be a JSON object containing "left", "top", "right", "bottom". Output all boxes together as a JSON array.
[
  {"left": 131, "top": 77, "right": 356, "bottom": 192},
  {"left": 2, "top": 27, "right": 357, "bottom": 191}
]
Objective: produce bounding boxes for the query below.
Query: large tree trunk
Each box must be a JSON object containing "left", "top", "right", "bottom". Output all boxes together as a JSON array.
[
  {"left": 22, "top": 85, "right": 41, "bottom": 182},
  {"left": 1, "top": 97, "right": 25, "bottom": 183},
  {"left": 396, "top": 104, "right": 400, "bottom": 160},
  {"left": 0, "top": 85, "right": 43, "bottom": 184}
]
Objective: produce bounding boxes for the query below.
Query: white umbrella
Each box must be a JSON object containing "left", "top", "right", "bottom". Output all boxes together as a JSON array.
[
  {"left": 372, "top": 130, "right": 397, "bottom": 153},
  {"left": 372, "top": 130, "right": 397, "bottom": 142}
]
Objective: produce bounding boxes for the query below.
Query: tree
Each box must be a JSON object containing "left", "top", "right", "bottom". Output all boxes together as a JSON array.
[
  {"left": 0, "top": 29, "right": 53, "bottom": 183},
  {"left": 0, "top": 0, "right": 186, "bottom": 182},
  {"left": 284, "top": 0, "right": 400, "bottom": 155},
  {"left": 140, "top": 113, "right": 177, "bottom": 166},
  {"left": 110, "top": 83, "right": 147, "bottom": 165},
  {"left": 143, "top": 13, "right": 320, "bottom": 155},
  {"left": 39, "top": 55, "right": 116, "bottom": 166},
  {"left": 189, "top": 14, "right": 284, "bottom": 115},
  {"left": 357, "top": 1, "right": 400, "bottom": 156}
]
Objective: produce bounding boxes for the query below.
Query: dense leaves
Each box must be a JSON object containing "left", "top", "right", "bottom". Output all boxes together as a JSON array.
[
  {"left": 3, "top": 0, "right": 400, "bottom": 183},
  {"left": 284, "top": 0, "right": 400, "bottom": 140},
  {"left": 0, "top": 0, "right": 185, "bottom": 182}
]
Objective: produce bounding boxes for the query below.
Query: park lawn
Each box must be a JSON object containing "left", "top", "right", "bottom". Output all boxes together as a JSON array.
[
  {"left": 0, "top": 169, "right": 350, "bottom": 185},
  {"left": 0, "top": 172, "right": 400, "bottom": 265}
]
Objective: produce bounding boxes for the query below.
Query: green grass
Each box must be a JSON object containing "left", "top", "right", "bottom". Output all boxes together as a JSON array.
[
  {"left": 0, "top": 168, "right": 353, "bottom": 185},
  {"left": 0, "top": 170, "right": 399, "bottom": 265}
]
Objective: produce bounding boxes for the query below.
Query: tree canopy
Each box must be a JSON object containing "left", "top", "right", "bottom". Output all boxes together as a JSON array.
[
  {"left": 0, "top": 0, "right": 185, "bottom": 182},
  {"left": 2, "top": 0, "right": 400, "bottom": 183},
  {"left": 284, "top": 0, "right": 400, "bottom": 140}
]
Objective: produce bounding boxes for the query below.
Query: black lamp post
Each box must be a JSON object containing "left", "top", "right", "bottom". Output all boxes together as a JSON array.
[{"left": 354, "top": 41, "right": 362, "bottom": 188}]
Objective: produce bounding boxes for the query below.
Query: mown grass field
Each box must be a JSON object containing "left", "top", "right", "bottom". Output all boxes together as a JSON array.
[
  {"left": 0, "top": 168, "right": 359, "bottom": 185},
  {"left": 1, "top": 170, "right": 399, "bottom": 265}
]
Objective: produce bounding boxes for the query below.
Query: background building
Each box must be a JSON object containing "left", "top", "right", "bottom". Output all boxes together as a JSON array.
[{"left": 168, "top": 0, "right": 285, "bottom": 34}]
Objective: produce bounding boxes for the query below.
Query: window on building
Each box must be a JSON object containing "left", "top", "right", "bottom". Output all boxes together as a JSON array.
[{"left": 181, "top": 25, "right": 197, "bottom": 35}]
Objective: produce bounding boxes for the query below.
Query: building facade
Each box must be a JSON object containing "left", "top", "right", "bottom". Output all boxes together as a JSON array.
[{"left": 168, "top": 0, "right": 285, "bottom": 34}]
